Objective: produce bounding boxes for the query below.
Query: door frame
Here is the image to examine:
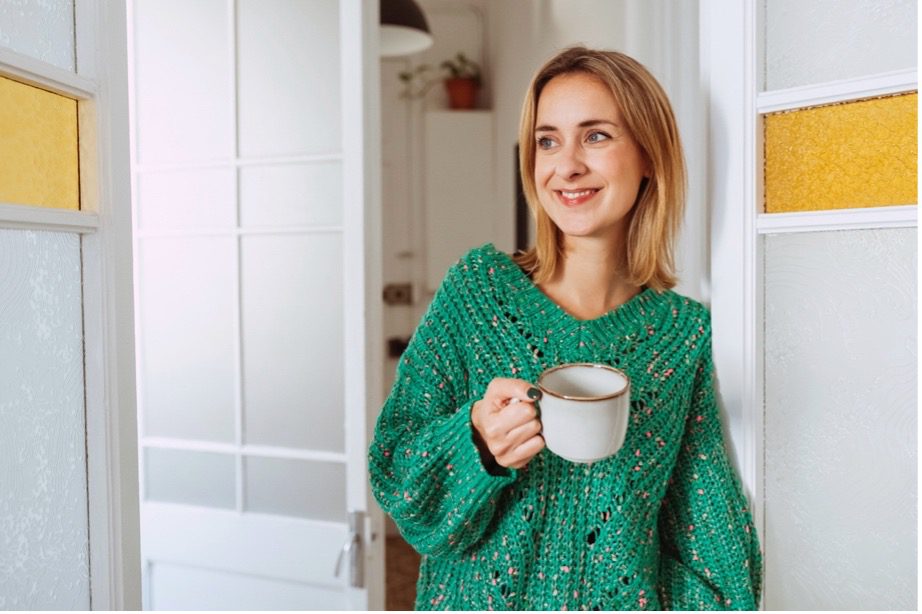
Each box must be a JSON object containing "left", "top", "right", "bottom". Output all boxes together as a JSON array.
[
  {"left": 342, "top": 0, "right": 385, "bottom": 608},
  {"left": 0, "top": 0, "right": 140, "bottom": 609},
  {"left": 699, "top": 0, "right": 763, "bottom": 542}
]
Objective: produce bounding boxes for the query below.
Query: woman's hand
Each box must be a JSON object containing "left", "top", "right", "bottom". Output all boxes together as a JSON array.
[{"left": 470, "top": 378, "right": 545, "bottom": 469}]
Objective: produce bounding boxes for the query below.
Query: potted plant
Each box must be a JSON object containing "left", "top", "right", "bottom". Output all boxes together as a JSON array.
[
  {"left": 439, "top": 52, "right": 481, "bottom": 109},
  {"left": 398, "top": 52, "right": 482, "bottom": 109}
]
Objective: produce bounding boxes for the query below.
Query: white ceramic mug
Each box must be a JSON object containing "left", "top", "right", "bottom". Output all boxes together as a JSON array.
[{"left": 537, "top": 363, "right": 631, "bottom": 463}]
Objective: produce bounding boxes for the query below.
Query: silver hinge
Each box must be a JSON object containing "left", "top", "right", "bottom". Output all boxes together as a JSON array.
[{"left": 334, "top": 510, "right": 365, "bottom": 588}]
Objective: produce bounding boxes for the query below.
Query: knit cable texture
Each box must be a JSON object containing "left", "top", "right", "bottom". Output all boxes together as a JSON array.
[{"left": 369, "top": 244, "right": 762, "bottom": 610}]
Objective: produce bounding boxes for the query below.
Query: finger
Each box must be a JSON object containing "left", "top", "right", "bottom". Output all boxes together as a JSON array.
[
  {"left": 485, "top": 378, "right": 542, "bottom": 409},
  {"left": 505, "top": 418, "right": 543, "bottom": 449},
  {"left": 502, "top": 435, "right": 546, "bottom": 469},
  {"left": 483, "top": 403, "right": 538, "bottom": 445}
]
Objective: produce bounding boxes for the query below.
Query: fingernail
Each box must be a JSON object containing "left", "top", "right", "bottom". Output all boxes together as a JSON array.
[{"left": 527, "top": 387, "right": 542, "bottom": 401}]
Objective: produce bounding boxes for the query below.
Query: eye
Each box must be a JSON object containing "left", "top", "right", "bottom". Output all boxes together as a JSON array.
[
  {"left": 536, "top": 135, "right": 556, "bottom": 150},
  {"left": 587, "top": 130, "right": 611, "bottom": 144}
]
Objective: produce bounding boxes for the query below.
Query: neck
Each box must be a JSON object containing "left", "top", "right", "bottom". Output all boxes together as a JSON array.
[{"left": 540, "top": 234, "right": 643, "bottom": 320}]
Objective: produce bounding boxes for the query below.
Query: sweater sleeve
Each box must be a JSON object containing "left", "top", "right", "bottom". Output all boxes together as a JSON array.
[
  {"left": 368, "top": 263, "right": 516, "bottom": 558},
  {"left": 657, "top": 337, "right": 763, "bottom": 610}
]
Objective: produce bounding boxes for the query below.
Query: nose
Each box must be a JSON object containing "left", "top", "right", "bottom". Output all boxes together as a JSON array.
[{"left": 555, "top": 141, "right": 587, "bottom": 180}]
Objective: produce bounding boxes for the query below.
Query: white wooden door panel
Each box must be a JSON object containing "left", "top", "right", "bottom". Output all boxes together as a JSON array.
[
  {"left": 149, "top": 562, "right": 344, "bottom": 610},
  {"left": 131, "top": 0, "right": 382, "bottom": 608},
  {"left": 142, "top": 503, "right": 347, "bottom": 586}
]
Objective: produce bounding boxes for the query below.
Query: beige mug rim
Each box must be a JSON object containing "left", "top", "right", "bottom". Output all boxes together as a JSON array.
[{"left": 537, "top": 362, "right": 630, "bottom": 401}]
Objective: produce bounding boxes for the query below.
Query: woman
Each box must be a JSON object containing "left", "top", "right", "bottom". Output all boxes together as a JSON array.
[{"left": 369, "top": 47, "right": 762, "bottom": 610}]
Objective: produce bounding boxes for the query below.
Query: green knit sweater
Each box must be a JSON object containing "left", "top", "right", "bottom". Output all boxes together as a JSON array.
[{"left": 369, "top": 244, "right": 762, "bottom": 610}]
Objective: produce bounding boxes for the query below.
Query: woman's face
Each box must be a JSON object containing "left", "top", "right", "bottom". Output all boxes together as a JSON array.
[{"left": 533, "top": 72, "right": 649, "bottom": 244}]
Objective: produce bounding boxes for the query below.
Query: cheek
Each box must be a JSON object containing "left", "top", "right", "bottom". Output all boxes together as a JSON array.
[{"left": 534, "top": 158, "right": 555, "bottom": 186}]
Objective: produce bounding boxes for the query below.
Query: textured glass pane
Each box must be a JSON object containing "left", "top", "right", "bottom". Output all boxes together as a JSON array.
[
  {"left": 239, "top": 162, "right": 343, "bottom": 228},
  {"left": 244, "top": 457, "right": 345, "bottom": 522},
  {"left": 132, "top": 0, "right": 233, "bottom": 164},
  {"left": 764, "top": 93, "right": 917, "bottom": 212},
  {"left": 136, "top": 168, "right": 236, "bottom": 230},
  {"left": 237, "top": 0, "right": 341, "bottom": 157},
  {"left": 764, "top": 229, "right": 917, "bottom": 610},
  {"left": 763, "top": 0, "right": 917, "bottom": 91},
  {"left": 0, "top": 76, "right": 79, "bottom": 210},
  {"left": 138, "top": 237, "right": 236, "bottom": 442},
  {"left": 0, "top": 0, "right": 75, "bottom": 71},
  {"left": 0, "top": 229, "right": 89, "bottom": 609},
  {"left": 145, "top": 448, "right": 236, "bottom": 509},
  {"left": 241, "top": 234, "right": 344, "bottom": 451}
]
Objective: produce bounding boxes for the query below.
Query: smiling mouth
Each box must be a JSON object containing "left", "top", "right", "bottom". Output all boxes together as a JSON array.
[{"left": 555, "top": 188, "right": 600, "bottom": 206}]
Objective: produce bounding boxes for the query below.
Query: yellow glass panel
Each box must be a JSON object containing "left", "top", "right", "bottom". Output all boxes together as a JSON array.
[
  {"left": 764, "top": 93, "right": 917, "bottom": 213},
  {"left": 0, "top": 76, "right": 79, "bottom": 210}
]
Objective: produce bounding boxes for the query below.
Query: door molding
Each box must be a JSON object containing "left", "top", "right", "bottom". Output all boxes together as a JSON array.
[
  {"left": 78, "top": 1, "right": 141, "bottom": 609},
  {"left": 699, "top": 0, "right": 763, "bottom": 544},
  {"left": 340, "top": 0, "right": 385, "bottom": 608},
  {"left": 756, "top": 67, "right": 917, "bottom": 113}
]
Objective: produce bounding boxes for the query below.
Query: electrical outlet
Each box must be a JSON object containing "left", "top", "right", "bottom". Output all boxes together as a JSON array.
[{"left": 382, "top": 283, "right": 412, "bottom": 305}]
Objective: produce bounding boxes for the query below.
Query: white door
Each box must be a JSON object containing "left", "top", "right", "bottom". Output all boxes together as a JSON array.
[
  {"left": 704, "top": 0, "right": 917, "bottom": 609},
  {"left": 0, "top": 1, "right": 140, "bottom": 609},
  {"left": 129, "top": 0, "right": 383, "bottom": 609}
]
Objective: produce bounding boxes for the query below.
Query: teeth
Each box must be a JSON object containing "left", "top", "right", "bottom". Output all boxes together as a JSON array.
[{"left": 560, "top": 189, "right": 595, "bottom": 198}]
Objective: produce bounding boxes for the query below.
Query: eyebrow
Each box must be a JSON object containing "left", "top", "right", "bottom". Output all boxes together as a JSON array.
[{"left": 535, "top": 119, "right": 619, "bottom": 132}]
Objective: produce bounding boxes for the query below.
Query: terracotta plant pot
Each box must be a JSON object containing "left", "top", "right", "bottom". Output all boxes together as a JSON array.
[{"left": 444, "top": 77, "right": 479, "bottom": 109}]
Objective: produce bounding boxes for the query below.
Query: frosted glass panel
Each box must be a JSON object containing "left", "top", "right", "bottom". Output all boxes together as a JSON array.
[
  {"left": 145, "top": 448, "right": 235, "bottom": 509},
  {"left": 0, "top": 0, "right": 75, "bottom": 71},
  {"left": 237, "top": 0, "right": 341, "bottom": 157},
  {"left": 239, "top": 162, "right": 343, "bottom": 228},
  {"left": 138, "top": 237, "right": 236, "bottom": 442},
  {"left": 244, "top": 457, "right": 345, "bottom": 522},
  {"left": 241, "top": 234, "right": 344, "bottom": 451},
  {"left": 137, "top": 168, "right": 236, "bottom": 230},
  {"left": 764, "top": 229, "right": 917, "bottom": 610},
  {"left": 150, "top": 562, "right": 346, "bottom": 610},
  {"left": 763, "top": 0, "right": 918, "bottom": 91},
  {"left": 0, "top": 229, "right": 89, "bottom": 609},
  {"left": 133, "top": 0, "right": 233, "bottom": 163}
]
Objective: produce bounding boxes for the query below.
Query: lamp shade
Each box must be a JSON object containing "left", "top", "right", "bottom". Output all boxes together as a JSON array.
[{"left": 380, "top": 0, "right": 433, "bottom": 57}]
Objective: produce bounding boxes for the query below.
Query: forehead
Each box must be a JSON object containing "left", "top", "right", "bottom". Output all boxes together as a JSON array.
[{"left": 535, "top": 72, "right": 622, "bottom": 124}]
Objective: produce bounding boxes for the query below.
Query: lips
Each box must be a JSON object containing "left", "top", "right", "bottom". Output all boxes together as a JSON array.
[{"left": 555, "top": 188, "right": 600, "bottom": 206}]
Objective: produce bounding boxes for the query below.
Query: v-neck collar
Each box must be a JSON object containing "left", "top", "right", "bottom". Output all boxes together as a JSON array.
[{"left": 481, "top": 243, "right": 666, "bottom": 334}]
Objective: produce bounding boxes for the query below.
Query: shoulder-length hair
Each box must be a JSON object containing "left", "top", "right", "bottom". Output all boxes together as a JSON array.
[{"left": 514, "top": 47, "right": 686, "bottom": 291}]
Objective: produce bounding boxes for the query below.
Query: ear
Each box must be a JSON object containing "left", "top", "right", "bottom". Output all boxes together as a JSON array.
[{"left": 642, "top": 154, "right": 653, "bottom": 179}]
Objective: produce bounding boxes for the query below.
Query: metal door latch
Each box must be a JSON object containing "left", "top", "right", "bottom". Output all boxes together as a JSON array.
[{"left": 334, "top": 510, "right": 365, "bottom": 588}]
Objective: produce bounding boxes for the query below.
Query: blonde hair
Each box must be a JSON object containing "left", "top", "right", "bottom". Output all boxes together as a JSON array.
[{"left": 514, "top": 47, "right": 686, "bottom": 291}]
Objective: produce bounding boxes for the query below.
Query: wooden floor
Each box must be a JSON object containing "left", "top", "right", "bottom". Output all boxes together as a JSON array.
[{"left": 385, "top": 535, "right": 421, "bottom": 611}]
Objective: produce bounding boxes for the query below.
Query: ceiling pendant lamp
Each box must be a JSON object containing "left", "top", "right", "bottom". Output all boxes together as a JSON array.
[{"left": 380, "top": 0, "right": 434, "bottom": 57}]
